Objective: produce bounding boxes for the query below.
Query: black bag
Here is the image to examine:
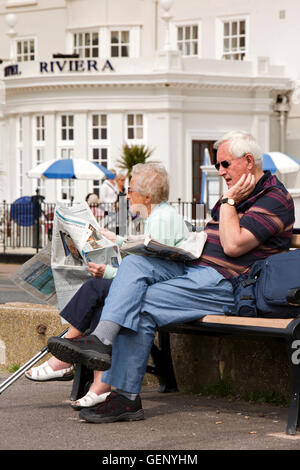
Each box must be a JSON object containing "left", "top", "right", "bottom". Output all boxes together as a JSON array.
[{"left": 229, "top": 249, "right": 300, "bottom": 318}]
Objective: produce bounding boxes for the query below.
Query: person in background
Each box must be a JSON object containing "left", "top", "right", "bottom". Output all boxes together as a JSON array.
[
  {"left": 116, "top": 173, "right": 126, "bottom": 197},
  {"left": 86, "top": 193, "right": 104, "bottom": 219},
  {"left": 100, "top": 170, "right": 119, "bottom": 206}
]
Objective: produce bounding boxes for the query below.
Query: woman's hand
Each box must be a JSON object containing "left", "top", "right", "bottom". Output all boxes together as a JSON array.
[
  {"left": 100, "top": 228, "right": 117, "bottom": 242},
  {"left": 88, "top": 262, "right": 106, "bottom": 278}
]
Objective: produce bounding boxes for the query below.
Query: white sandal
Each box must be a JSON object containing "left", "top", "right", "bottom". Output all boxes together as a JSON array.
[
  {"left": 25, "top": 361, "right": 74, "bottom": 382},
  {"left": 71, "top": 391, "right": 110, "bottom": 410}
]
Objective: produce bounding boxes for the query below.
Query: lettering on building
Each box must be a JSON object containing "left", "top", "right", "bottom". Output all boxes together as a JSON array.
[{"left": 39, "top": 59, "right": 115, "bottom": 73}]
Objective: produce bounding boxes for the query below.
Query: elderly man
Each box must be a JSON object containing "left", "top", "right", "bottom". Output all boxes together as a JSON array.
[{"left": 48, "top": 131, "right": 295, "bottom": 423}]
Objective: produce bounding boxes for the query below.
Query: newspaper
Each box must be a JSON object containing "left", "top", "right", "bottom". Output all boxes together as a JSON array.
[
  {"left": 11, "top": 202, "right": 121, "bottom": 312},
  {"left": 120, "top": 231, "right": 207, "bottom": 262},
  {"left": 51, "top": 202, "right": 121, "bottom": 310},
  {"left": 10, "top": 243, "right": 57, "bottom": 306}
]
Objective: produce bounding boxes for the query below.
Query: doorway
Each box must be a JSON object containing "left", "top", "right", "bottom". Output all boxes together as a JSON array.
[{"left": 192, "top": 140, "right": 216, "bottom": 203}]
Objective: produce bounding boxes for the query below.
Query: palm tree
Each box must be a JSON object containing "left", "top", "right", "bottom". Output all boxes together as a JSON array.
[{"left": 116, "top": 144, "right": 155, "bottom": 178}]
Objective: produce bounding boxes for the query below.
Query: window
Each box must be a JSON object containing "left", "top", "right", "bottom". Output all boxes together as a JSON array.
[
  {"left": 222, "top": 19, "right": 246, "bottom": 60},
  {"left": 111, "top": 31, "right": 130, "bottom": 57},
  {"left": 61, "top": 115, "right": 74, "bottom": 141},
  {"left": 127, "top": 113, "right": 144, "bottom": 140},
  {"left": 60, "top": 148, "right": 74, "bottom": 159},
  {"left": 16, "top": 38, "right": 35, "bottom": 62},
  {"left": 90, "top": 148, "right": 109, "bottom": 195},
  {"left": 91, "top": 114, "right": 108, "bottom": 140},
  {"left": 177, "top": 25, "right": 198, "bottom": 56},
  {"left": 34, "top": 148, "right": 45, "bottom": 194},
  {"left": 73, "top": 32, "right": 99, "bottom": 58},
  {"left": 35, "top": 115, "right": 45, "bottom": 141}
]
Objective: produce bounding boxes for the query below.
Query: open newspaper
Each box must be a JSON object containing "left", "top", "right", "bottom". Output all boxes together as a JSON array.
[
  {"left": 51, "top": 202, "right": 121, "bottom": 310},
  {"left": 120, "top": 231, "right": 207, "bottom": 262},
  {"left": 11, "top": 202, "right": 121, "bottom": 311}
]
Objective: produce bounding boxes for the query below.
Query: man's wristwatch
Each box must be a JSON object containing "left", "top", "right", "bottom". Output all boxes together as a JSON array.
[{"left": 220, "top": 197, "right": 236, "bottom": 207}]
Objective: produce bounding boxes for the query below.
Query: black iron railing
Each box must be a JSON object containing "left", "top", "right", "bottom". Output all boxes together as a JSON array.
[{"left": 0, "top": 199, "right": 206, "bottom": 253}]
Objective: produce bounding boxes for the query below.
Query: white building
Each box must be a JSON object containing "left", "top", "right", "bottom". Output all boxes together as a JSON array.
[{"left": 0, "top": 0, "right": 300, "bottom": 221}]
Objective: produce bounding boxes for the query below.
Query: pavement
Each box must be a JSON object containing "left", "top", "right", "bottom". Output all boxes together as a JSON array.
[{"left": 0, "top": 258, "right": 300, "bottom": 454}]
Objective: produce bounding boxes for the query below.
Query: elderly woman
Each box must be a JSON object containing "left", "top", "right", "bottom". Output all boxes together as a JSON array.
[{"left": 26, "top": 163, "right": 189, "bottom": 409}]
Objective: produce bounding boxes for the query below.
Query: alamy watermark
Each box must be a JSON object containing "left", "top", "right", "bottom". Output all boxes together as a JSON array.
[{"left": 291, "top": 340, "right": 300, "bottom": 365}]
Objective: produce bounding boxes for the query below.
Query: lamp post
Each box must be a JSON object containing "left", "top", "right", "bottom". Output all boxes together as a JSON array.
[
  {"left": 5, "top": 13, "right": 17, "bottom": 62},
  {"left": 159, "top": 0, "right": 174, "bottom": 51}
]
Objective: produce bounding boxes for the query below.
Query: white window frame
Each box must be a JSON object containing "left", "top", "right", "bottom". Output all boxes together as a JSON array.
[
  {"left": 73, "top": 30, "right": 100, "bottom": 59},
  {"left": 32, "top": 148, "right": 45, "bottom": 195},
  {"left": 67, "top": 26, "right": 140, "bottom": 59},
  {"left": 170, "top": 21, "right": 201, "bottom": 57},
  {"left": 90, "top": 113, "right": 109, "bottom": 143},
  {"left": 56, "top": 114, "right": 75, "bottom": 200},
  {"left": 176, "top": 23, "right": 201, "bottom": 57},
  {"left": 57, "top": 114, "right": 74, "bottom": 143},
  {"left": 110, "top": 29, "right": 130, "bottom": 58},
  {"left": 89, "top": 147, "right": 109, "bottom": 196},
  {"left": 33, "top": 115, "right": 45, "bottom": 143},
  {"left": 88, "top": 112, "right": 110, "bottom": 195},
  {"left": 15, "top": 36, "right": 36, "bottom": 62},
  {"left": 126, "top": 113, "right": 145, "bottom": 143},
  {"left": 216, "top": 16, "right": 249, "bottom": 61}
]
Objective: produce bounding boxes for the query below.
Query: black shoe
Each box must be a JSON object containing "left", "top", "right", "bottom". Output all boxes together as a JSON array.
[
  {"left": 79, "top": 391, "right": 144, "bottom": 423},
  {"left": 47, "top": 334, "right": 112, "bottom": 371}
]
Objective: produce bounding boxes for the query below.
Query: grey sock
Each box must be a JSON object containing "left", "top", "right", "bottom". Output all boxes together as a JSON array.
[
  {"left": 116, "top": 389, "right": 138, "bottom": 401},
  {"left": 93, "top": 320, "right": 120, "bottom": 345}
]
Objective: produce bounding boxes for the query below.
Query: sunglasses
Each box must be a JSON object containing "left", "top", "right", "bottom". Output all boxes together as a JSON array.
[
  {"left": 214, "top": 160, "right": 231, "bottom": 171},
  {"left": 215, "top": 153, "right": 249, "bottom": 171}
]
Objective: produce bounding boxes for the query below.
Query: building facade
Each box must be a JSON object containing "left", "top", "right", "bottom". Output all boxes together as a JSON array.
[{"left": 0, "top": 0, "right": 300, "bottom": 221}]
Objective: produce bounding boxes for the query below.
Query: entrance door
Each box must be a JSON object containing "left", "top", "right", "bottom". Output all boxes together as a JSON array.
[{"left": 192, "top": 140, "right": 216, "bottom": 203}]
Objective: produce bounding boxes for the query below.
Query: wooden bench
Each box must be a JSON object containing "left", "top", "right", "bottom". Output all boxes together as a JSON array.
[{"left": 70, "top": 230, "right": 300, "bottom": 436}]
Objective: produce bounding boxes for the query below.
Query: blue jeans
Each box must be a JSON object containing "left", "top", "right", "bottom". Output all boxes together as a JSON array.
[{"left": 101, "top": 255, "right": 235, "bottom": 394}]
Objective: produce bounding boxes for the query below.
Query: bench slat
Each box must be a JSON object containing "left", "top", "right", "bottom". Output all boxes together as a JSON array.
[
  {"left": 199, "top": 315, "right": 294, "bottom": 329},
  {"left": 291, "top": 234, "right": 300, "bottom": 248}
]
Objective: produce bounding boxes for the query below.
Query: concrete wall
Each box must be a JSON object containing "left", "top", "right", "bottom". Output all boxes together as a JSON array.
[{"left": 0, "top": 302, "right": 64, "bottom": 368}]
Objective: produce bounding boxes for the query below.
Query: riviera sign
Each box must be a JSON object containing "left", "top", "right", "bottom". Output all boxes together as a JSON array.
[
  {"left": 39, "top": 59, "right": 114, "bottom": 73},
  {"left": 3, "top": 59, "right": 115, "bottom": 77}
]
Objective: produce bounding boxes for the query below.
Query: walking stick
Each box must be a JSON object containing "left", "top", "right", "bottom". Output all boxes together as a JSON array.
[{"left": 0, "top": 328, "right": 69, "bottom": 395}]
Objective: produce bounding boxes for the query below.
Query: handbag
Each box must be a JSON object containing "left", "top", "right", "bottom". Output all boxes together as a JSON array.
[{"left": 229, "top": 249, "right": 300, "bottom": 318}]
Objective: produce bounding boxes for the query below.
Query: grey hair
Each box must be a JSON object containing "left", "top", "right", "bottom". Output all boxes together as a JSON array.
[
  {"left": 214, "top": 131, "right": 263, "bottom": 167},
  {"left": 131, "top": 163, "right": 169, "bottom": 203}
]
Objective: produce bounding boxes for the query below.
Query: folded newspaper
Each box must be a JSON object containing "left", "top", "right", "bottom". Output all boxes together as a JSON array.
[
  {"left": 11, "top": 243, "right": 57, "bottom": 306},
  {"left": 11, "top": 202, "right": 121, "bottom": 311},
  {"left": 120, "top": 231, "right": 207, "bottom": 262}
]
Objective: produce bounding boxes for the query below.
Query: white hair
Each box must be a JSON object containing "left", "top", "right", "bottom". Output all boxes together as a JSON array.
[
  {"left": 131, "top": 163, "right": 169, "bottom": 203},
  {"left": 214, "top": 131, "right": 263, "bottom": 167}
]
